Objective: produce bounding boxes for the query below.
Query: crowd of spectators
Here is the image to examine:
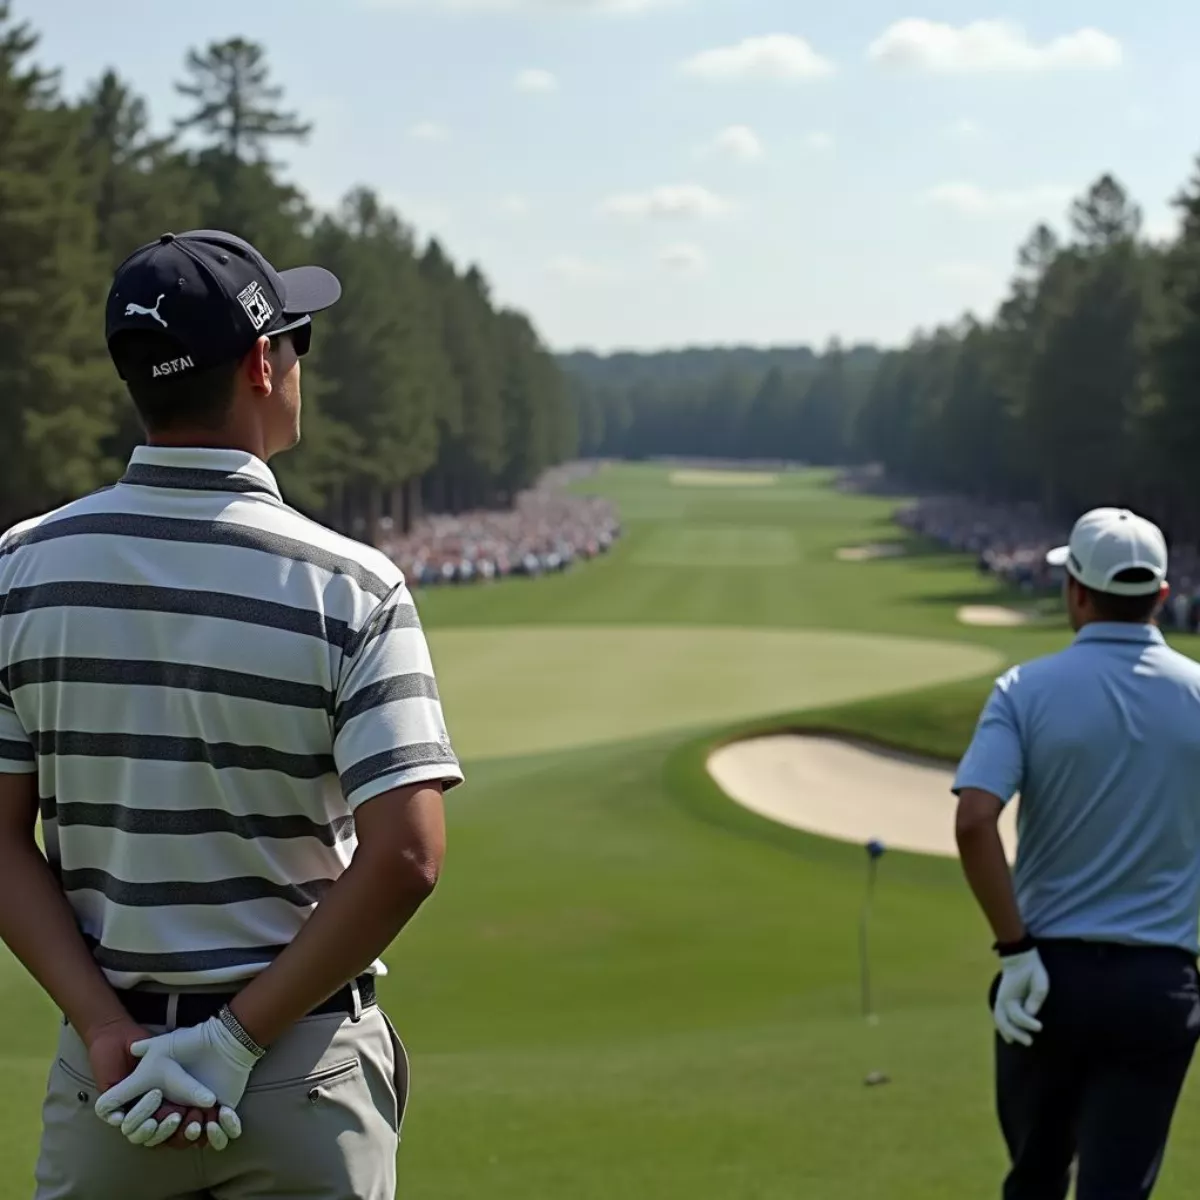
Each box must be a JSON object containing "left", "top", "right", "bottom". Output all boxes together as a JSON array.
[
  {"left": 894, "top": 493, "right": 1200, "bottom": 633},
  {"left": 378, "top": 462, "right": 622, "bottom": 589}
]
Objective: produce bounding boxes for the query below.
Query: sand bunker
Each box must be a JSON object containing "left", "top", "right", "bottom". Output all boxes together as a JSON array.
[
  {"left": 707, "top": 733, "right": 1018, "bottom": 861},
  {"left": 670, "top": 470, "right": 778, "bottom": 488},
  {"left": 835, "top": 544, "right": 906, "bottom": 562},
  {"left": 957, "top": 605, "right": 1033, "bottom": 627}
]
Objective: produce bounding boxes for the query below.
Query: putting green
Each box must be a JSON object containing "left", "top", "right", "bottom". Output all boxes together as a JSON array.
[
  {"left": 634, "top": 526, "right": 799, "bottom": 568},
  {"left": 427, "top": 625, "right": 1003, "bottom": 761},
  {"left": 669, "top": 469, "right": 778, "bottom": 487}
]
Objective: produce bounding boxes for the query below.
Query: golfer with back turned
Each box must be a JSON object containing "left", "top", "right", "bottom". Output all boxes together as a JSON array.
[
  {"left": 0, "top": 229, "right": 463, "bottom": 1197},
  {"left": 953, "top": 507, "right": 1200, "bottom": 1199}
]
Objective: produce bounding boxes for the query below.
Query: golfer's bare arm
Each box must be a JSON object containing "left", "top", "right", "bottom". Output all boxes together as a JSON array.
[
  {"left": 230, "top": 780, "right": 446, "bottom": 1048},
  {"left": 955, "top": 788, "right": 1026, "bottom": 944},
  {"left": 0, "top": 772, "right": 129, "bottom": 1043}
]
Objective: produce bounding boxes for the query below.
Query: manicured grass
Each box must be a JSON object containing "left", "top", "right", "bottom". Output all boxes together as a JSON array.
[
  {"left": 632, "top": 524, "right": 801, "bottom": 567},
  {"left": 732, "top": 674, "right": 1003, "bottom": 764},
  {"left": 429, "top": 626, "right": 1000, "bottom": 760},
  {"left": 4, "top": 462, "right": 1200, "bottom": 1197}
]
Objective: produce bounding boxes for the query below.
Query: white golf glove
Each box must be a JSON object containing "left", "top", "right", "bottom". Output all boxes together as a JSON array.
[
  {"left": 993, "top": 947, "right": 1050, "bottom": 1047},
  {"left": 94, "top": 1016, "right": 259, "bottom": 1149}
]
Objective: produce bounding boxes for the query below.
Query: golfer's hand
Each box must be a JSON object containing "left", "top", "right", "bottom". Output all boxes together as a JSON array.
[
  {"left": 993, "top": 948, "right": 1050, "bottom": 1047},
  {"left": 84, "top": 1015, "right": 155, "bottom": 1113},
  {"left": 92, "top": 1048, "right": 217, "bottom": 1147},
  {"left": 136, "top": 1099, "right": 242, "bottom": 1150},
  {"left": 141, "top": 1100, "right": 230, "bottom": 1150},
  {"left": 95, "top": 1018, "right": 254, "bottom": 1149}
]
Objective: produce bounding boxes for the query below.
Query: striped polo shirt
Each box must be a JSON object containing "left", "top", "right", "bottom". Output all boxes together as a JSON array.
[{"left": 0, "top": 446, "right": 464, "bottom": 989}]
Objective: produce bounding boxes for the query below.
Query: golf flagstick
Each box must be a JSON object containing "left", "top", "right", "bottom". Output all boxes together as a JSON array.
[
  {"left": 860, "top": 856, "right": 876, "bottom": 1021},
  {"left": 860, "top": 838, "right": 886, "bottom": 1022},
  {"left": 861, "top": 839, "right": 890, "bottom": 1086}
]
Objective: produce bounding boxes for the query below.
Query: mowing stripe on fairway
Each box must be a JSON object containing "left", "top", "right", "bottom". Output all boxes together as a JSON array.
[{"left": 633, "top": 527, "right": 800, "bottom": 568}]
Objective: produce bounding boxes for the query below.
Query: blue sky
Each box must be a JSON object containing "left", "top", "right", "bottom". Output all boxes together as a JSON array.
[{"left": 23, "top": 1, "right": 1200, "bottom": 352}]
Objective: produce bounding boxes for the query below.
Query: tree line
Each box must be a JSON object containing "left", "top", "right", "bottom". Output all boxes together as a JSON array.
[
  {"left": 562, "top": 344, "right": 880, "bottom": 465},
  {"left": 563, "top": 171, "right": 1200, "bottom": 548},
  {"left": 0, "top": 4, "right": 575, "bottom": 540},
  {"left": 854, "top": 174, "right": 1192, "bottom": 534}
]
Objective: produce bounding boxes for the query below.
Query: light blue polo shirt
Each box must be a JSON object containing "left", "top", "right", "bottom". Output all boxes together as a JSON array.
[{"left": 954, "top": 622, "right": 1200, "bottom": 954}]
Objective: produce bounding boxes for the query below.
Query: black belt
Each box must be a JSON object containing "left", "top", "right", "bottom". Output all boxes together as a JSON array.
[{"left": 117, "top": 974, "right": 376, "bottom": 1029}]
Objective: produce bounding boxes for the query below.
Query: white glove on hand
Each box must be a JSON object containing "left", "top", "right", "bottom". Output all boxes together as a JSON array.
[
  {"left": 993, "top": 947, "right": 1050, "bottom": 1047},
  {"left": 94, "top": 1016, "right": 258, "bottom": 1148},
  {"left": 106, "top": 1092, "right": 243, "bottom": 1150}
]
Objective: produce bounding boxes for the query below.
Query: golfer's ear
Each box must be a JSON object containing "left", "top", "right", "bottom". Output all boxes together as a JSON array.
[{"left": 244, "top": 336, "right": 274, "bottom": 395}]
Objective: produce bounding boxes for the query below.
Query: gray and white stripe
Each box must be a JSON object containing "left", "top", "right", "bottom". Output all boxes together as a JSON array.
[{"left": 0, "top": 445, "right": 463, "bottom": 988}]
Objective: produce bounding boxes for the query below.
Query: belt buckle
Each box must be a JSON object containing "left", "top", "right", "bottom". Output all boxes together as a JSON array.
[{"left": 349, "top": 978, "right": 363, "bottom": 1023}]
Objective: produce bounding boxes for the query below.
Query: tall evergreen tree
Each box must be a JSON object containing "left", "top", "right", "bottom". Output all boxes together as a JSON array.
[
  {"left": 0, "top": 5, "right": 119, "bottom": 526},
  {"left": 173, "top": 38, "right": 312, "bottom": 254},
  {"left": 174, "top": 38, "right": 310, "bottom": 162}
]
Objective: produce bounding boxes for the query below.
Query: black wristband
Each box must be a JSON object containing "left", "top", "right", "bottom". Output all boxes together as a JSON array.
[{"left": 994, "top": 933, "right": 1036, "bottom": 958}]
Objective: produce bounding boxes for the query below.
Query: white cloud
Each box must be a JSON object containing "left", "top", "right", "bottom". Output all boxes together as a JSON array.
[
  {"left": 704, "top": 125, "right": 765, "bottom": 162},
  {"left": 946, "top": 117, "right": 982, "bottom": 139},
  {"left": 366, "top": 0, "right": 678, "bottom": 12},
  {"left": 599, "top": 183, "right": 731, "bottom": 220},
  {"left": 500, "top": 193, "right": 532, "bottom": 217},
  {"left": 659, "top": 243, "right": 708, "bottom": 274},
  {"left": 681, "top": 34, "right": 835, "bottom": 82},
  {"left": 516, "top": 68, "right": 558, "bottom": 92},
  {"left": 409, "top": 121, "right": 450, "bottom": 141},
  {"left": 868, "top": 19, "right": 1123, "bottom": 74},
  {"left": 923, "top": 182, "right": 1074, "bottom": 217},
  {"left": 546, "top": 254, "right": 620, "bottom": 283},
  {"left": 804, "top": 131, "right": 835, "bottom": 152}
]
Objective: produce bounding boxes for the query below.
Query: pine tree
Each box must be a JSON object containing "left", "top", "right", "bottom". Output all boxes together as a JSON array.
[
  {"left": 173, "top": 39, "right": 312, "bottom": 255},
  {"left": 0, "top": 4, "right": 120, "bottom": 526}
]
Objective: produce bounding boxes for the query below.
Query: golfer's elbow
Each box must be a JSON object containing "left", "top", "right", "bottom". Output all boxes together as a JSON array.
[
  {"left": 361, "top": 842, "right": 442, "bottom": 907},
  {"left": 352, "top": 781, "right": 447, "bottom": 906},
  {"left": 397, "top": 845, "right": 442, "bottom": 898},
  {"left": 955, "top": 788, "right": 1004, "bottom": 847}
]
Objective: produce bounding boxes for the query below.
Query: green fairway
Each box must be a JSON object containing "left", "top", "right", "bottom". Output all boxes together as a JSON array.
[
  {"left": 4, "top": 462, "right": 1200, "bottom": 1197},
  {"left": 632, "top": 524, "right": 800, "bottom": 567},
  {"left": 430, "top": 625, "right": 1000, "bottom": 759}
]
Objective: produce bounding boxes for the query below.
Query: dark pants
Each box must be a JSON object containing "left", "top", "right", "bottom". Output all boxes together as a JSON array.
[{"left": 993, "top": 939, "right": 1200, "bottom": 1200}]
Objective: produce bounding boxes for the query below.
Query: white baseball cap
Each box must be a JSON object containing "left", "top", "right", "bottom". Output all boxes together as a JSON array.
[{"left": 1045, "top": 507, "right": 1168, "bottom": 596}]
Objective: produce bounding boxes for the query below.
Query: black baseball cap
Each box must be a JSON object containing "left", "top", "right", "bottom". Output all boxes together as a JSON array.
[{"left": 105, "top": 229, "right": 342, "bottom": 383}]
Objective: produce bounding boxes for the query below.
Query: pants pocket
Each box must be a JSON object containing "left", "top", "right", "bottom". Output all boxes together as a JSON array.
[
  {"left": 378, "top": 1009, "right": 411, "bottom": 1138},
  {"left": 243, "top": 1056, "right": 362, "bottom": 1095},
  {"left": 212, "top": 1056, "right": 398, "bottom": 1200},
  {"left": 35, "top": 1058, "right": 147, "bottom": 1200}
]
